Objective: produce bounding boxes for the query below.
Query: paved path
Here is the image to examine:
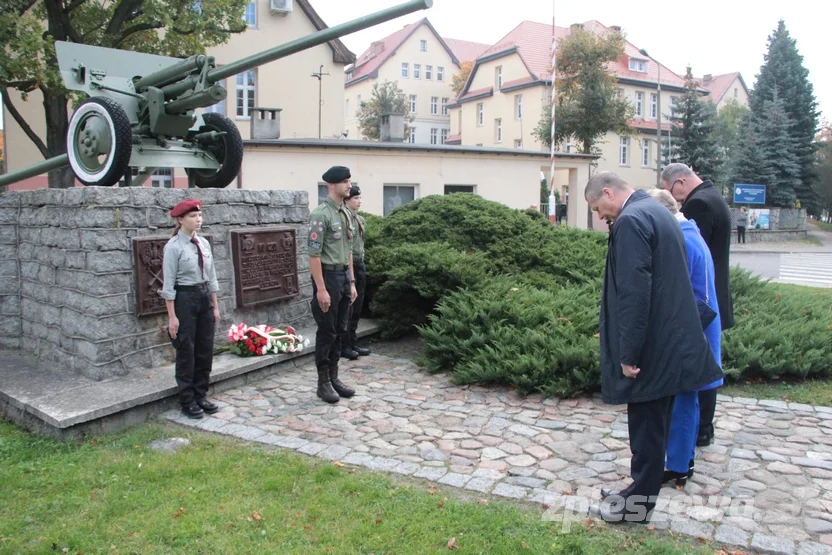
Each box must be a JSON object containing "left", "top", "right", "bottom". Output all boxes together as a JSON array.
[{"left": 165, "top": 353, "right": 832, "bottom": 554}]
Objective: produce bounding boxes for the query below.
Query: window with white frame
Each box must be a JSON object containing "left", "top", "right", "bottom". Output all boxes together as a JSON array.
[
  {"left": 642, "top": 139, "right": 650, "bottom": 167},
  {"left": 441, "top": 97, "right": 449, "bottom": 115},
  {"left": 514, "top": 139, "right": 523, "bottom": 149},
  {"left": 444, "top": 185, "right": 475, "bottom": 195},
  {"left": 515, "top": 94, "right": 523, "bottom": 119},
  {"left": 430, "top": 96, "right": 438, "bottom": 115},
  {"left": 437, "top": 66, "right": 444, "bottom": 81},
  {"left": 477, "top": 103, "right": 484, "bottom": 126},
  {"left": 236, "top": 70, "right": 256, "bottom": 118},
  {"left": 425, "top": 65, "right": 432, "bottom": 80},
  {"left": 204, "top": 78, "right": 226, "bottom": 115},
  {"left": 151, "top": 168, "right": 173, "bottom": 188},
  {"left": 619, "top": 137, "right": 629, "bottom": 166},
  {"left": 650, "top": 94, "right": 657, "bottom": 119},
  {"left": 420, "top": 40, "right": 427, "bottom": 52},
  {"left": 495, "top": 118, "right": 502, "bottom": 143},
  {"left": 401, "top": 63, "right": 409, "bottom": 78},
  {"left": 346, "top": 72, "right": 352, "bottom": 80},
  {"left": 565, "top": 137, "right": 573, "bottom": 153},
  {"left": 243, "top": 0, "right": 256, "bottom": 27},
  {"left": 383, "top": 184, "right": 416, "bottom": 216},
  {"left": 430, "top": 128, "right": 438, "bottom": 145},
  {"left": 317, "top": 184, "right": 328, "bottom": 205},
  {"left": 441, "top": 129, "right": 448, "bottom": 143},
  {"left": 629, "top": 58, "right": 647, "bottom": 73},
  {"left": 408, "top": 127, "right": 416, "bottom": 143},
  {"left": 356, "top": 94, "right": 362, "bottom": 114},
  {"left": 635, "top": 92, "right": 644, "bottom": 117},
  {"left": 670, "top": 95, "right": 680, "bottom": 116},
  {"left": 734, "top": 88, "right": 738, "bottom": 98},
  {"left": 495, "top": 66, "right": 502, "bottom": 89},
  {"left": 409, "top": 94, "right": 417, "bottom": 114},
  {"left": 413, "top": 64, "right": 421, "bottom": 79}
]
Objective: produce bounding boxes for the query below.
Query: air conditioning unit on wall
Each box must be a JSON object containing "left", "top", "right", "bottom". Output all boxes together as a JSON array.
[{"left": 270, "top": 0, "right": 292, "bottom": 14}]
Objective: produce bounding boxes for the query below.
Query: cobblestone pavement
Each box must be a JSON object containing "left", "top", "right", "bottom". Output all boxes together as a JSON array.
[{"left": 165, "top": 353, "right": 832, "bottom": 554}]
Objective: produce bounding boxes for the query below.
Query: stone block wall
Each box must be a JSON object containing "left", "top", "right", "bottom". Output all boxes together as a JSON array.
[
  {"left": 729, "top": 208, "right": 807, "bottom": 231},
  {"left": 0, "top": 187, "right": 313, "bottom": 380}
]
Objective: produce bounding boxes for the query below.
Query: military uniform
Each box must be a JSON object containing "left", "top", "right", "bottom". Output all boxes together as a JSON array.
[
  {"left": 344, "top": 186, "right": 371, "bottom": 358},
  {"left": 309, "top": 165, "right": 357, "bottom": 403}
]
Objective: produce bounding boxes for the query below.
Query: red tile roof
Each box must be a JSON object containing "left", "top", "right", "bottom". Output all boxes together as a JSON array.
[
  {"left": 345, "top": 18, "right": 460, "bottom": 86},
  {"left": 443, "top": 38, "right": 491, "bottom": 63},
  {"left": 469, "top": 20, "right": 687, "bottom": 92},
  {"left": 630, "top": 119, "right": 673, "bottom": 133},
  {"left": 458, "top": 86, "right": 493, "bottom": 101},
  {"left": 695, "top": 72, "right": 747, "bottom": 104},
  {"left": 445, "top": 133, "right": 461, "bottom": 144}
]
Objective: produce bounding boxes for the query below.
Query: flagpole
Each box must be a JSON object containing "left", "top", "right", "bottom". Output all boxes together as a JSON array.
[{"left": 548, "top": 0, "right": 558, "bottom": 224}]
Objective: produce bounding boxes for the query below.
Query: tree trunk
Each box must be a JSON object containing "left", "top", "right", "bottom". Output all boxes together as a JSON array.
[{"left": 43, "top": 90, "right": 74, "bottom": 188}]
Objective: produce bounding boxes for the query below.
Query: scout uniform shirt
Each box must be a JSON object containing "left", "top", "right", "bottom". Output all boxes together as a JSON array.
[
  {"left": 308, "top": 197, "right": 353, "bottom": 266},
  {"left": 351, "top": 212, "right": 365, "bottom": 261}
]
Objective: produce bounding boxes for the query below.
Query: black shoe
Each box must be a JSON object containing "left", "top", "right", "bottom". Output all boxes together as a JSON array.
[
  {"left": 696, "top": 433, "right": 713, "bottom": 447},
  {"left": 316, "top": 367, "right": 340, "bottom": 404},
  {"left": 662, "top": 459, "right": 695, "bottom": 487},
  {"left": 195, "top": 398, "right": 219, "bottom": 414},
  {"left": 591, "top": 503, "right": 653, "bottom": 525},
  {"left": 354, "top": 344, "right": 371, "bottom": 356},
  {"left": 182, "top": 403, "right": 204, "bottom": 419},
  {"left": 329, "top": 365, "right": 355, "bottom": 398},
  {"left": 340, "top": 346, "right": 360, "bottom": 360}
]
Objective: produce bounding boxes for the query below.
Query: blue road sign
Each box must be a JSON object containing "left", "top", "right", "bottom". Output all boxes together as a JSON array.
[{"left": 733, "top": 184, "right": 766, "bottom": 205}]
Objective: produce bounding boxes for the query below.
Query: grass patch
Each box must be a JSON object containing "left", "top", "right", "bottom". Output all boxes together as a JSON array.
[
  {"left": 810, "top": 220, "right": 832, "bottom": 233},
  {"left": 798, "top": 237, "right": 824, "bottom": 246},
  {"left": 721, "top": 379, "right": 832, "bottom": 406},
  {"left": 0, "top": 420, "right": 712, "bottom": 554}
]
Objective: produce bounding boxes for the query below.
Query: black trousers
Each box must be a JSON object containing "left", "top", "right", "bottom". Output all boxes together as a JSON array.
[
  {"left": 698, "top": 387, "right": 718, "bottom": 439},
  {"left": 737, "top": 226, "right": 746, "bottom": 243},
  {"left": 347, "top": 260, "right": 367, "bottom": 343},
  {"left": 621, "top": 395, "right": 675, "bottom": 516},
  {"left": 311, "top": 269, "right": 351, "bottom": 369},
  {"left": 172, "top": 288, "right": 216, "bottom": 406}
]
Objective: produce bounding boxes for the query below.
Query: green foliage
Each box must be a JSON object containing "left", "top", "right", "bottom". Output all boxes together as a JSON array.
[
  {"left": 812, "top": 127, "right": 832, "bottom": 219},
  {"left": 356, "top": 80, "right": 413, "bottom": 141},
  {"left": 419, "top": 277, "right": 602, "bottom": 398},
  {"left": 750, "top": 20, "right": 820, "bottom": 213},
  {"left": 667, "top": 67, "right": 722, "bottom": 183},
  {"left": 533, "top": 28, "right": 633, "bottom": 152},
  {"left": 722, "top": 268, "right": 832, "bottom": 380},
  {"left": 714, "top": 98, "right": 749, "bottom": 186}
]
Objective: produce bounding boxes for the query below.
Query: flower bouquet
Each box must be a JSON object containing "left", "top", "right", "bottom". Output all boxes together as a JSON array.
[{"left": 215, "top": 323, "right": 310, "bottom": 357}]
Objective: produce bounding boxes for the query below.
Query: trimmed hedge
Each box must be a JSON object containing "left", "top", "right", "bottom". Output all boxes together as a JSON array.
[{"left": 363, "top": 194, "right": 832, "bottom": 397}]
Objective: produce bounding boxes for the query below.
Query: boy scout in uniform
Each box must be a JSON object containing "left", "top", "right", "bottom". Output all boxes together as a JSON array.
[
  {"left": 308, "top": 165, "right": 358, "bottom": 403},
  {"left": 342, "top": 185, "right": 371, "bottom": 359}
]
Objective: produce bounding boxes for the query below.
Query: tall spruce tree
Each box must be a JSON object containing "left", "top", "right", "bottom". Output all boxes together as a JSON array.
[
  {"left": 757, "top": 92, "right": 802, "bottom": 207},
  {"left": 751, "top": 20, "right": 820, "bottom": 212},
  {"left": 731, "top": 113, "right": 775, "bottom": 196},
  {"left": 667, "top": 67, "right": 722, "bottom": 183}
]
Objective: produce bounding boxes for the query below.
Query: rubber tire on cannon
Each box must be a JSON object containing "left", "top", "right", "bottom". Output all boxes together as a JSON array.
[
  {"left": 185, "top": 113, "right": 244, "bottom": 189},
  {"left": 66, "top": 97, "right": 133, "bottom": 187}
]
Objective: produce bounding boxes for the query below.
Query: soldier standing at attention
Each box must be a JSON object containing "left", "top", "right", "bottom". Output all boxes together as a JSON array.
[
  {"left": 162, "top": 199, "right": 221, "bottom": 419},
  {"left": 309, "top": 166, "right": 358, "bottom": 403},
  {"left": 341, "top": 185, "right": 371, "bottom": 359}
]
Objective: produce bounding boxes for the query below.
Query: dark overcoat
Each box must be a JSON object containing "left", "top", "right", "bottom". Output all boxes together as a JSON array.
[
  {"left": 599, "top": 190, "right": 724, "bottom": 405},
  {"left": 680, "top": 181, "right": 735, "bottom": 330}
]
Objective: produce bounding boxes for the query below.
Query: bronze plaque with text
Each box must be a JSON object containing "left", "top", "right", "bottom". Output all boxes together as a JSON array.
[
  {"left": 230, "top": 228, "right": 299, "bottom": 308},
  {"left": 132, "top": 235, "right": 214, "bottom": 317}
]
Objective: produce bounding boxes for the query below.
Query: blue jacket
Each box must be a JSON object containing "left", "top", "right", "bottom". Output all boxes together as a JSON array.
[{"left": 680, "top": 218, "right": 723, "bottom": 390}]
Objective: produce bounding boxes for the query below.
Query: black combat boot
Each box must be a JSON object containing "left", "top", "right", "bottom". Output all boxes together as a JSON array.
[
  {"left": 351, "top": 332, "right": 371, "bottom": 356},
  {"left": 340, "top": 335, "right": 360, "bottom": 360},
  {"left": 316, "top": 366, "right": 340, "bottom": 403},
  {"left": 329, "top": 364, "right": 355, "bottom": 398}
]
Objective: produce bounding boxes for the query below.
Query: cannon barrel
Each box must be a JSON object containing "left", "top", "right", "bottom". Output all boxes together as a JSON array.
[
  {"left": 161, "top": 0, "right": 433, "bottom": 99},
  {"left": 133, "top": 55, "right": 209, "bottom": 92},
  {"left": 0, "top": 155, "right": 69, "bottom": 189}
]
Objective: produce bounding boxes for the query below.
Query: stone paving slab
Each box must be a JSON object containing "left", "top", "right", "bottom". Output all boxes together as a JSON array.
[{"left": 164, "top": 353, "right": 832, "bottom": 553}]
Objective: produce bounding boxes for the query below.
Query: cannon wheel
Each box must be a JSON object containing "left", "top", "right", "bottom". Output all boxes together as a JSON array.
[
  {"left": 186, "top": 113, "right": 244, "bottom": 188},
  {"left": 67, "top": 97, "right": 132, "bottom": 187}
]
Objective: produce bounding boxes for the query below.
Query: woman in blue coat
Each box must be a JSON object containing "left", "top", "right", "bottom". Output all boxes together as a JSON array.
[{"left": 647, "top": 189, "right": 722, "bottom": 487}]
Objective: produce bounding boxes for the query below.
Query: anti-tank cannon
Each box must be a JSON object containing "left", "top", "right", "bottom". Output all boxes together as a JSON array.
[{"left": 0, "top": 0, "right": 433, "bottom": 189}]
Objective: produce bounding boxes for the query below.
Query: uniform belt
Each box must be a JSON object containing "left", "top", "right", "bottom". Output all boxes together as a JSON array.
[
  {"left": 354, "top": 257, "right": 364, "bottom": 264},
  {"left": 175, "top": 283, "right": 209, "bottom": 292},
  {"left": 321, "top": 264, "right": 349, "bottom": 272}
]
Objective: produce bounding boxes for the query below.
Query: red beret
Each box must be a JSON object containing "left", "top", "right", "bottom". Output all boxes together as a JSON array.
[{"left": 170, "top": 199, "right": 202, "bottom": 218}]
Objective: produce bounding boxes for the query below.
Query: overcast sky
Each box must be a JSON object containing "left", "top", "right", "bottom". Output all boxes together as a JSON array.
[{"left": 311, "top": 0, "right": 828, "bottom": 124}]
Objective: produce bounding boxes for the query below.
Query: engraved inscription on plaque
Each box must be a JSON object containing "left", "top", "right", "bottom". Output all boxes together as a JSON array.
[
  {"left": 132, "top": 235, "right": 213, "bottom": 317},
  {"left": 230, "top": 228, "right": 299, "bottom": 308}
]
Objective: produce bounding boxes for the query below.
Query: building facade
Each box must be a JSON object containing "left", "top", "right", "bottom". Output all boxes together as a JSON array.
[{"left": 343, "top": 19, "right": 488, "bottom": 144}]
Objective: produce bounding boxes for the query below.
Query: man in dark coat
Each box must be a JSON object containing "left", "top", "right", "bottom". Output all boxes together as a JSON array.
[
  {"left": 586, "top": 172, "right": 724, "bottom": 524},
  {"left": 661, "top": 163, "right": 734, "bottom": 447}
]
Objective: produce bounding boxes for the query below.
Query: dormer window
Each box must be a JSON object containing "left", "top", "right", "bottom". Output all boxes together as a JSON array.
[{"left": 629, "top": 58, "right": 648, "bottom": 73}]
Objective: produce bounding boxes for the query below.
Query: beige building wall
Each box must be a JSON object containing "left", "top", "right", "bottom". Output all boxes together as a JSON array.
[
  {"left": 240, "top": 140, "right": 595, "bottom": 228},
  {"left": 716, "top": 76, "right": 750, "bottom": 110},
  {"left": 344, "top": 24, "right": 458, "bottom": 144},
  {"left": 3, "top": 0, "right": 350, "bottom": 188}
]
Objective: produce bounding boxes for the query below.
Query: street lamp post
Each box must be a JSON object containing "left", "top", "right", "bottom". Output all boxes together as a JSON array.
[
  {"left": 311, "top": 65, "right": 329, "bottom": 139},
  {"left": 640, "top": 49, "right": 662, "bottom": 187}
]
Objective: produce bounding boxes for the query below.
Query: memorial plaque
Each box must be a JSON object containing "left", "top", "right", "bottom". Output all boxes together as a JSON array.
[
  {"left": 230, "top": 228, "right": 299, "bottom": 308},
  {"left": 132, "top": 235, "right": 213, "bottom": 317}
]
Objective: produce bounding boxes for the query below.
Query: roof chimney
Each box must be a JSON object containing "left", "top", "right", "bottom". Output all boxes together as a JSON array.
[
  {"left": 570, "top": 23, "right": 584, "bottom": 31},
  {"left": 380, "top": 113, "right": 405, "bottom": 143},
  {"left": 370, "top": 41, "right": 385, "bottom": 55},
  {"left": 610, "top": 25, "right": 622, "bottom": 32},
  {"left": 703, "top": 74, "right": 713, "bottom": 83}
]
